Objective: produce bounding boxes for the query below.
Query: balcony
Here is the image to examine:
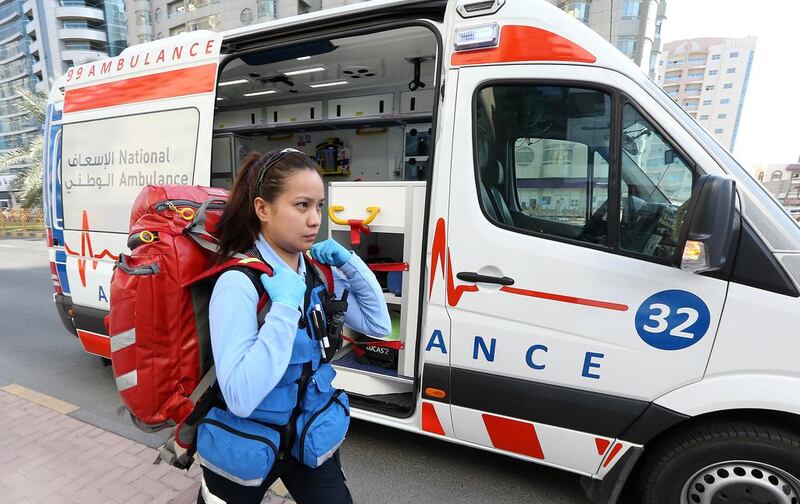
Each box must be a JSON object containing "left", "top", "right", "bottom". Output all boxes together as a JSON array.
[
  {"left": 61, "top": 49, "right": 106, "bottom": 65},
  {"left": 56, "top": 5, "right": 105, "bottom": 21},
  {"left": 22, "top": 0, "right": 34, "bottom": 15},
  {"left": 31, "top": 60, "right": 41, "bottom": 74},
  {"left": 25, "top": 20, "right": 35, "bottom": 35},
  {"left": 58, "top": 27, "right": 107, "bottom": 43},
  {"left": 28, "top": 38, "right": 40, "bottom": 55},
  {"left": 0, "top": 50, "right": 23, "bottom": 66},
  {"left": 685, "top": 89, "right": 701, "bottom": 96},
  {"left": 663, "top": 74, "right": 681, "bottom": 82}
]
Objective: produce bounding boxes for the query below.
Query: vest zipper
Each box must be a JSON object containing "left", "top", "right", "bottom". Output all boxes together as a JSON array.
[
  {"left": 198, "top": 418, "right": 278, "bottom": 457},
  {"left": 297, "top": 389, "right": 349, "bottom": 464}
]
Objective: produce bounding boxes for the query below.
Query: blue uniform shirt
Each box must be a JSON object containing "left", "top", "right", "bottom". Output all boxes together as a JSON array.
[{"left": 209, "top": 233, "right": 392, "bottom": 418}]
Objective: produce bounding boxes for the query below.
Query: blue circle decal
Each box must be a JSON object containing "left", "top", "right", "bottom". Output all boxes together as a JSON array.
[{"left": 635, "top": 290, "right": 711, "bottom": 351}]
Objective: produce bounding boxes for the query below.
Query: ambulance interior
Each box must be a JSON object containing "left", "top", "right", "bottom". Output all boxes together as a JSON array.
[{"left": 211, "top": 25, "right": 439, "bottom": 415}]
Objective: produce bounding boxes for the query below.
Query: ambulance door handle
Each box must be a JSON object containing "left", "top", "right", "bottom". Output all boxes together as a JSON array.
[{"left": 456, "top": 272, "right": 514, "bottom": 286}]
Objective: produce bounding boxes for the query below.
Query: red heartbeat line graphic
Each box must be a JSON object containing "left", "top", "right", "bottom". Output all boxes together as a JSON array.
[
  {"left": 428, "top": 217, "right": 628, "bottom": 312},
  {"left": 63, "top": 210, "right": 120, "bottom": 287}
]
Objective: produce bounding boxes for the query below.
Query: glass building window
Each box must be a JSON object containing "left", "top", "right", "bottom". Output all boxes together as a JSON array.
[
  {"left": 726, "top": 67, "right": 736, "bottom": 74},
  {"left": 699, "top": 114, "right": 709, "bottom": 120},
  {"left": 723, "top": 83, "right": 733, "bottom": 89},
  {"left": 717, "top": 113, "right": 727, "bottom": 119},
  {"left": 154, "top": 8, "right": 162, "bottom": 22},
  {"left": 169, "top": 25, "right": 186, "bottom": 35},
  {"left": 168, "top": 0, "right": 185, "bottom": 17},
  {"left": 187, "top": 14, "right": 218, "bottom": 31},
  {"left": 240, "top": 8, "right": 254, "bottom": 24},
  {"left": 705, "top": 85, "right": 714, "bottom": 91},
  {"left": 622, "top": 0, "right": 640, "bottom": 18},
  {"left": 257, "top": 0, "right": 277, "bottom": 18},
  {"left": 617, "top": 37, "right": 637, "bottom": 57},
  {"left": 703, "top": 100, "right": 712, "bottom": 105},
  {"left": 709, "top": 70, "right": 718, "bottom": 76},
  {"left": 561, "top": 1, "right": 590, "bottom": 23},
  {"left": 729, "top": 51, "right": 739, "bottom": 58},
  {"left": 714, "top": 128, "right": 724, "bottom": 134},
  {"left": 136, "top": 9, "right": 152, "bottom": 26},
  {"left": 711, "top": 54, "right": 721, "bottom": 60},
  {"left": 720, "top": 98, "right": 731, "bottom": 104}
]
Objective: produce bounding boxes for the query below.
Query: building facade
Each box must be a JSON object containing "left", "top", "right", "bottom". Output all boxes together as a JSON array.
[
  {"left": 549, "top": 0, "right": 668, "bottom": 78},
  {"left": 750, "top": 161, "right": 800, "bottom": 218},
  {"left": 657, "top": 37, "right": 756, "bottom": 151},
  {"left": 0, "top": 0, "right": 38, "bottom": 154},
  {"left": 124, "top": 0, "right": 369, "bottom": 44},
  {"left": 23, "top": 0, "right": 127, "bottom": 92}
]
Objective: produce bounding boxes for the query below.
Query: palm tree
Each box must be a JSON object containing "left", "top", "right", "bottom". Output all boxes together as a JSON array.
[{"left": 0, "top": 86, "right": 46, "bottom": 208}]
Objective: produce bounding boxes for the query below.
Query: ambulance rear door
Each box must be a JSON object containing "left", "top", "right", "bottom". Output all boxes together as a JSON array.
[
  {"left": 441, "top": 57, "right": 731, "bottom": 476},
  {"left": 59, "top": 31, "right": 222, "bottom": 356}
]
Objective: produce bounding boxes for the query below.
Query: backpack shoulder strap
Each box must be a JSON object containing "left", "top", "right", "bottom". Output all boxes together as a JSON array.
[{"left": 305, "top": 254, "right": 335, "bottom": 294}]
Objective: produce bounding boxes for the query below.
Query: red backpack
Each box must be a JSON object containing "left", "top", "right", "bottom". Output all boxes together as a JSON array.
[{"left": 108, "top": 185, "right": 268, "bottom": 467}]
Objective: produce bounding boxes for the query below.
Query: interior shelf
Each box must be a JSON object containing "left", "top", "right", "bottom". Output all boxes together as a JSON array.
[{"left": 214, "top": 113, "right": 432, "bottom": 136}]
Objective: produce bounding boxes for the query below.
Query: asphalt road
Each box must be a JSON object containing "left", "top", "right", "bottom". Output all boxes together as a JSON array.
[{"left": 0, "top": 238, "right": 592, "bottom": 504}]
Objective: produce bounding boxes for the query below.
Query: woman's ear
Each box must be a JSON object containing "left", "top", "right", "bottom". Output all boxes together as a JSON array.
[{"left": 253, "top": 197, "right": 270, "bottom": 224}]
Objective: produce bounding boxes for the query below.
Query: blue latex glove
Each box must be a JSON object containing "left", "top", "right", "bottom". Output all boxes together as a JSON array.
[
  {"left": 260, "top": 266, "right": 306, "bottom": 309},
  {"left": 310, "top": 239, "right": 353, "bottom": 268}
]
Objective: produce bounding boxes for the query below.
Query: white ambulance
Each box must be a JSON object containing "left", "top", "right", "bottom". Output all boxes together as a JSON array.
[{"left": 42, "top": 1, "right": 800, "bottom": 502}]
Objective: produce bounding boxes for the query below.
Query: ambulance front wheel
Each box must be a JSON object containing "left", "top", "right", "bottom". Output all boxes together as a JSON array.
[{"left": 639, "top": 419, "right": 800, "bottom": 504}]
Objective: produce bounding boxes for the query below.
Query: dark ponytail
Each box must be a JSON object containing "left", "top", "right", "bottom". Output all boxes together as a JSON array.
[{"left": 214, "top": 149, "right": 318, "bottom": 262}]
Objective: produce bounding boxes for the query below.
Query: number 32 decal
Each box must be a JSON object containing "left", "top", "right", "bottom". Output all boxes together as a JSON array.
[{"left": 635, "top": 290, "right": 711, "bottom": 350}]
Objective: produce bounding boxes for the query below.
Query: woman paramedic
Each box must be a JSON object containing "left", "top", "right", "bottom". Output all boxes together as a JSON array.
[{"left": 196, "top": 148, "right": 392, "bottom": 504}]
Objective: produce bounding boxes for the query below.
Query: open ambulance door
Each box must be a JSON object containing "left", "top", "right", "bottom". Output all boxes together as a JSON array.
[{"left": 58, "top": 31, "right": 223, "bottom": 358}]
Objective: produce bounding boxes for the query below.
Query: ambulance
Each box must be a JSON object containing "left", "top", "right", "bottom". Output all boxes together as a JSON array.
[{"left": 42, "top": 0, "right": 800, "bottom": 502}]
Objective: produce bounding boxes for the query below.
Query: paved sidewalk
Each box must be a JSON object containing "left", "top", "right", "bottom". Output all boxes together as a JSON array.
[{"left": 0, "top": 388, "right": 294, "bottom": 503}]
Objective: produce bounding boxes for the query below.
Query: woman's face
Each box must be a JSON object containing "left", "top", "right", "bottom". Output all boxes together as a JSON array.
[{"left": 256, "top": 168, "right": 325, "bottom": 254}]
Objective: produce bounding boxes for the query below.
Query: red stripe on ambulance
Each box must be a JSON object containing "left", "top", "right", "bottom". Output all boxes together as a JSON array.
[
  {"left": 64, "top": 63, "right": 217, "bottom": 113},
  {"left": 421, "top": 401, "right": 446, "bottom": 435},
  {"left": 595, "top": 437, "right": 612, "bottom": 456},
  {"left": 482, "top": 413, "right": 545, "bottom": 459},
  {"left": 451, "top": 25, "right": 596, "bottom": 66},
  {"left": 76, "top": 329, "right": 111, "bottom": 358}
]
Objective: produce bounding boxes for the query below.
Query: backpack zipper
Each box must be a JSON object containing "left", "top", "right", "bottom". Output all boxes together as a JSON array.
[
  {"left": 298, "top": 389, "right": 349, "bottom": 464},
  {"left": 198, "top": 418, "right": 278, "bottom": 457},
  {"left": 153, "top": 199, "right": 226, "bottom": 212}
]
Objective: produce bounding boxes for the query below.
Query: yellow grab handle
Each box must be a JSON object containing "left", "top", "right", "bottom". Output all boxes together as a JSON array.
[{"left": 328, "top": 205, "right": 381, "bottom": 225}]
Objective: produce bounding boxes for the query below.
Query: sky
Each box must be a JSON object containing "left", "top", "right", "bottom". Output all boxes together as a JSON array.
[{"left": 658, "top": 0, "right": 800, "bottom": 169}]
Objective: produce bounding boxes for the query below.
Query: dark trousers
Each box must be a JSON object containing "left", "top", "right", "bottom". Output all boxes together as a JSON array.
[{"left": 197, "top": 450, "right": 353, "bottom": 504}]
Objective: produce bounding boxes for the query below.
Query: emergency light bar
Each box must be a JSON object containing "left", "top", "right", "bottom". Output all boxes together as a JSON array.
[
  {"left": 457, "top": 0, "right": 506, "bottom": 18},
  {"left": 454, "top": 23, "right": 500, "bottom": 51}
]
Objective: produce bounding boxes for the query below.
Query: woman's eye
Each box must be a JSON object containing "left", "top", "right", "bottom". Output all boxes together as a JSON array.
[{"left": 297, "top": 202, "right": 308, "bottom": 208}]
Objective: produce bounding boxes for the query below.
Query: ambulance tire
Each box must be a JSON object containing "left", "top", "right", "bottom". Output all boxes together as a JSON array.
[{"left": 639, "top": 419, "right": 800, "bottom": 504}]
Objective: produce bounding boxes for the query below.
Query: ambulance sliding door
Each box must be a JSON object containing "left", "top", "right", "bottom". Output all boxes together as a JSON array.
[
  {"left": 442, "top": 65, "right": 729, "bottom": 475},
  {"left": 58, "top": 31, "right": 222, "bottom": 356}
]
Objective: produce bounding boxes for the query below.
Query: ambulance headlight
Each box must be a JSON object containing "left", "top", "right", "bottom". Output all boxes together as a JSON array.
[{"left": 454, "top": 23, "right": 500, "bottom": 51}]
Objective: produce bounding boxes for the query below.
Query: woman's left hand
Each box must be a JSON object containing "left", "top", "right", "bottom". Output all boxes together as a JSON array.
[{"left": 310, "top": 239, "right": 353, "bottom": 267}]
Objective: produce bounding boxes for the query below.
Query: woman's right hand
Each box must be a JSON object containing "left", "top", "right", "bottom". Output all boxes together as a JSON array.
[{"left": 260, "top": 267, "right": 306, "bottom": 309}]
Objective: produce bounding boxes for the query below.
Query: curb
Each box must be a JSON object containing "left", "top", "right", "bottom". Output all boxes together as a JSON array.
[{"left": 0, "top": 230, "right": 45, "bottom": 239}]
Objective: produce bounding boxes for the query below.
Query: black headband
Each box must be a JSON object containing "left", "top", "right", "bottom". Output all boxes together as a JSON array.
[{"left": 253, "top": 148, "right": 305, "bottom": 197}]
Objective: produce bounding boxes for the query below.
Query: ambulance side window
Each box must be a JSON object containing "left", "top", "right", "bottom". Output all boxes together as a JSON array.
[
  {"left": 618, "top": 103, "right": 694, "bottom": 260},
  {"left": 474, "top": 84, "right": 612, "bottom": 246}
]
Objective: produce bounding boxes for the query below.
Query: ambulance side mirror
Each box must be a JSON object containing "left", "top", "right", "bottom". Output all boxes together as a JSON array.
[{"left": 674, "top": 174, "right": 739, "bottom": 274}]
